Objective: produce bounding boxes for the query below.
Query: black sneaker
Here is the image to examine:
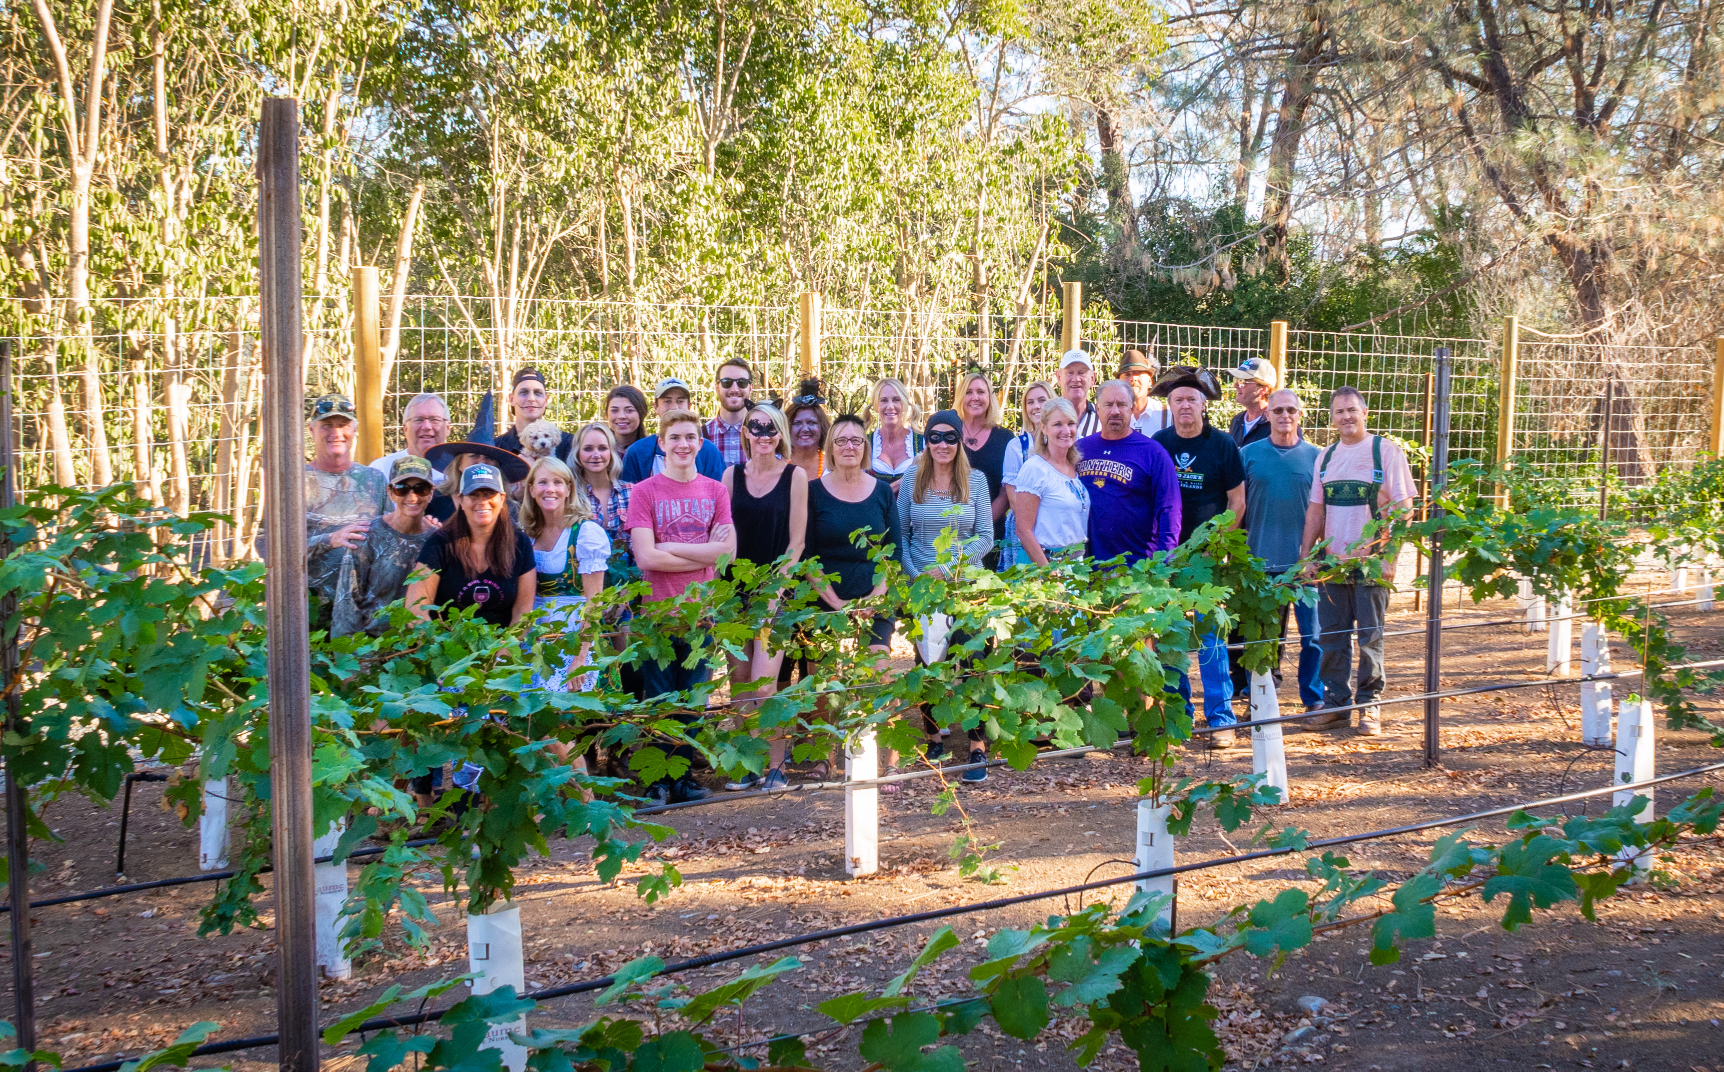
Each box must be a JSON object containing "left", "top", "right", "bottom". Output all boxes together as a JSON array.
[
  {"left": 961, "top": 749, "right": 988, "bottom": 783},
  {"left": 926, "top": 740, "right": 946, "bottom": 763},
  {"left": 646, "top": 779, "right": 672, "bottom": 807},
  {"left": 670, "top": 775, "right": 711, "bottom": 803}
]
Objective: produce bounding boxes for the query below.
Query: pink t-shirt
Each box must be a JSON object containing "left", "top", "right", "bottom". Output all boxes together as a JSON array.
[
  {"left": 1307, "top": 435, "right": 1415, "bottom": 580},
  {"left": 627, "top": 472, "right": 733, "bottom": 602}
]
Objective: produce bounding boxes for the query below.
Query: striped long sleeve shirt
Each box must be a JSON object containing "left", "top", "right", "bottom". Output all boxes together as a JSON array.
[{"left": 895, "top": 464, "right": 995, "bottom": 576}]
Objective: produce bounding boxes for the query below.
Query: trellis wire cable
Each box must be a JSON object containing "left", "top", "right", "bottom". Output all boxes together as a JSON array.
[{"left": 53, "top": 759, "right": 1724, "bottom": 1072}]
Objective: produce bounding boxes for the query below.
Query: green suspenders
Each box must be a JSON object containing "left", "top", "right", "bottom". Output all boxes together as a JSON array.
[{"left": 1319, "top": 435, "right": 1385, "bottom": 518}]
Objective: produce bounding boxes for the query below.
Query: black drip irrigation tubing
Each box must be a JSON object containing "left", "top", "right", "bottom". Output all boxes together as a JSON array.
[
  {"left": 55, "top": 759, "right": 1724, "bottom": 1072},
  {"left": 0, "top": 838, "right": 442, "bottom": 914},
  {"left": 44, "top": 656, "right": 1724, "bottom": 879}
]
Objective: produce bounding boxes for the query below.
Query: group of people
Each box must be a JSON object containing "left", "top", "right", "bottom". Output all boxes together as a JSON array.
[{"left": 281, "top": 345, "right": 1414, "bottom": 804}]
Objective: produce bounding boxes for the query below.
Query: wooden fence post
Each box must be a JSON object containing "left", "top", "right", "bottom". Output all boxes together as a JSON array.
[
  {"left": 1267, "top": 320, "right": 1288, "bottom": 384},
  {"left": 259, "top": 94, "right": 319, "bottom": 1072},
  {"left": 352, "top": 267, "right": 384, "bottom": 464},
  {"left": 798, "top": 291, "right": 821, "bottom": 378},
  {"left": 1060, "top": 281, "right": 1082, "bottom": 354},
  {"left": 1710, "top": 335, "right": 1724, "bottom": 458},
  {"left": 1495, "top": 315, "right": 1519, "bottom": 507}
]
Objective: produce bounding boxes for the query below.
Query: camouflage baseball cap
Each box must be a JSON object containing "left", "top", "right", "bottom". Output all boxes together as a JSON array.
[
  {"left": 308, "top": 393, "right": 357, "bottom": 423},
  {"left": 388, "top": 455, "right": 436, "bottom": 486}
]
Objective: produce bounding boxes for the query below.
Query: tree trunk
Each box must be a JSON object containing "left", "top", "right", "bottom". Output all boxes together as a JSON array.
[
  {"left": 129, "top": 358, "right": 158, "bottom": 505},
  {"left": 1095, "top": 107, "right": 1137, "bottom": 245},
  {"left": 1260, "top": 10, "right": 1327, "bottom": 282},
  {"left": 379, "top": 183, "right": 425, "bottom": 387}
]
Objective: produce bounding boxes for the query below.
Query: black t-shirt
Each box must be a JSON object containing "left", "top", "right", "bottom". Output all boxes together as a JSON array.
[
  {"left": 807, "top": 478, "right": 900, "bottom": 600},
  {"left": 1152, "top": 424, "right": 1246, "bottom": 543},
  {"left": 495, "top": 427, "right": 574, "bottom": 463},
  {"left": 416, "top": 527, "right": 536, "bottom": 627}
]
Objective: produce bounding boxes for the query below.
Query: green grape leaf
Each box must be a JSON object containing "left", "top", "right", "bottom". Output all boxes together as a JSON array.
[
  {"left": 1369, "top": 873, "right": 1442, "bottom": 964},
  {"left": 858, "top": 1012, "right": 962, "bottom": 1072},
  {"left": 990, "top": 975, "right": 1051, "bottom": 1040},
  {"left": 1242, "top": 888, "right": 1312, "bottom": 957},
  {"left": 1483, "top": 835, "right": 1580, "bottom": 930}
]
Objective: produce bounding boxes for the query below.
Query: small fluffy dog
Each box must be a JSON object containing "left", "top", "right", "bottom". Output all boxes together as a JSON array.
[{"left": 518, "top": 419, "right": 564, "bottom": 463}]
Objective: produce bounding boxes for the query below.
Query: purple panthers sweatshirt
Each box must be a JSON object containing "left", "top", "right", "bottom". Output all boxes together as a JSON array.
[{"left": 1076, "top": 431, "right": 1182, "bottom": 564}]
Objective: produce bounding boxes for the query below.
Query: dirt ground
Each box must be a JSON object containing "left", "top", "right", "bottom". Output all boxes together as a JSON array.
[{"left": 8, "top": 585, "right": 1724, "bottom": 1072}]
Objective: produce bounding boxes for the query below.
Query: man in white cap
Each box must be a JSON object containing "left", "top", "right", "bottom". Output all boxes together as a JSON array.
[
  {"left": 1060, "top": 349, "right": 1101, "bottom": 438},
  {"left": 619, "top": 376, "right": 727, "bottom": 482},
  {"left": 1227, "top": 356, "right": 1278, "bottom": 447}
]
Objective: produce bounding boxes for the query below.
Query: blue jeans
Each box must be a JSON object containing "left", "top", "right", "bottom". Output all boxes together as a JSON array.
[
  {"left": 1174, "top": 616, "right": 1235, "bottom": 728},
  {"left": 642, "top": 637, "right": 712, "bottom": 773},
  {"left": 1228, "top": 590, "right": 1324, "bottom": 712},
  {"left": 1288, "top": 598, "right": 1323, "bottom": 708}
]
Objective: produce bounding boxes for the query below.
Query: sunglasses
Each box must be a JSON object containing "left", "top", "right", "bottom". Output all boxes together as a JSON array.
[
  {"left": 745, "top": 421, "right": 780, "bottom": 437},
  {"left": 1268, "top": 406, "right": 1301, "bottom": 415},
  {"left": 925, "top": 430, "right": 962, "bottom": 445},
  {"left": 391, "top": 481, "right": 434, "bottom": 496},
  {"left": 719, "top": 376, "right": 752, "bottom": 389}
]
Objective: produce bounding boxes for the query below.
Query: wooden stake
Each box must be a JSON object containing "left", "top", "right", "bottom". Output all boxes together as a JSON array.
[
  {"left": 352, "top": 267, "right": 383, "bottom": 463},
  {"left": 1267, "top": 320, "right": 1289, "bottom": 383},
  {"left": 1711, "top": 335, "right": 1724, "bottom": 458},
  {"left": 1060, "top": 281, "right": 1082, "bottom": 354},
  {"left": 258, "top": 95, "right": 319, "bottom": 1072},
  {"left": 798, "top": 291, "right": 821, "bottom": 378}
]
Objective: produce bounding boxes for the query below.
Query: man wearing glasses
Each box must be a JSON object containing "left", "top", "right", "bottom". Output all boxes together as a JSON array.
[
  {"left": 1233, "top": 388, "right": 1323, "bottom": 718},
  {"left": 704, "top": 360, "right": 754, "bottom": 466},
  {"left": 369, "top": 392, "right": 453, "bottom": 488},
  {"left": 332, "top": 455, "right": 441, "bottom": 636}
]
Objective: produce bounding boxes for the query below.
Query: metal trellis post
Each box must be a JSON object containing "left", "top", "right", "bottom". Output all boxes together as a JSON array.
[
  {"left": 1599, "top": 378, "right": 1614, "bottom": 521},
  {"left": 1, "top": 341, "right": 37, "bottom": 1072},
  {"left": 259, "top": 96, "right": 319, "bottom": 1072},
  {"left": 1424, "top": 347, "right": 1453, "bottom": 768}
]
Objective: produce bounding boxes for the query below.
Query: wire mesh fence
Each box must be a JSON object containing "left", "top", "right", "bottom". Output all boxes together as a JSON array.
[
  {"left": 1281, "top": 328, "right": 1497, "bottom": 461},
  {"left": 1510, "top": 334, "right": 1714, "bottom": 500},
  {"left": 2, "top": 294, "right": 1716, "bottom": 558}
]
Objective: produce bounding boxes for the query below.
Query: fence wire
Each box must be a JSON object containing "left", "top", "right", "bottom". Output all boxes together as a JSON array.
[{"left": 3, "top": 296, "right": 1717, "bottom": 559}]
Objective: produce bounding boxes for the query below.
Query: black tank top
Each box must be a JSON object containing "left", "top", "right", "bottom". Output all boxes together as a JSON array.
[{"left": 731, "top": 464, "right": 796, "bottom": 567}]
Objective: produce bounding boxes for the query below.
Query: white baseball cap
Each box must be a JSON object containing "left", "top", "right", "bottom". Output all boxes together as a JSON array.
[{"left": 1059, "top": 349, "right": 1093, "bottom": 370}]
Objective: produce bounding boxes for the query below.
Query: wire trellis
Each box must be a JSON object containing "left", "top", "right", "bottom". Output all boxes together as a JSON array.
[{"left": 2, "top": 295, "right": 1715, "bottom": 562}]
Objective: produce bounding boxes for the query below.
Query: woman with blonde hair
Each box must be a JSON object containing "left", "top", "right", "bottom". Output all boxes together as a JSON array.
[
  {"left": 521, "top": 456, "right": 610, "bottom": 690},
  {"left": 956, "top": 371, "right": 1011, "bottom": 564},
  {"left": 1012, "top": 396, "right": 1089, "bottom": 566},
  {"left": 719, "top": 403, "right": 808, "bottom": 792},
  {"left": 868, "top": 377, "right": 923, "bottom": 492},
  {"left": 997, "top": 379, "right": 1054, "bottom": 568}
]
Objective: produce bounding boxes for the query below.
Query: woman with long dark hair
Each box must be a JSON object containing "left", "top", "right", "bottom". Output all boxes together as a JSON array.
[
  {"left": 604, "top": 385, "right": 650, "bottom": 454},
  {"left": 407, "top": 463, "right": 537, "bottom": 628},
  {"left": 896, "top": 409, "right": 995, "bottom": 782}
]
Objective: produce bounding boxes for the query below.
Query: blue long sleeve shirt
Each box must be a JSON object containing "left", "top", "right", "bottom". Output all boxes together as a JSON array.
[
  {"left": 1076, "top": 431, "right": 1182, "bottom": 565},
  {"left": 618, "top": 434, "right": 727, "bottom": 484}
]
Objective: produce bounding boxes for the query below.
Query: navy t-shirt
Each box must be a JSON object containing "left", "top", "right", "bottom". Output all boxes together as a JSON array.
[
  {"left": 1152, "top": 424, "right": 1246, "bottom": 544},
  {"left": 417, "top": 527, "right": 536, "bottom": 627}
]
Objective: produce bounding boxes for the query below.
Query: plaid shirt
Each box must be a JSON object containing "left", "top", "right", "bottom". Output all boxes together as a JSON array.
[
  {"left": 704, "top": 415, "right": 746, "bottom": 466},
  {"left": 585, "top": 480, "right": 636, "bottom": 573}
]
